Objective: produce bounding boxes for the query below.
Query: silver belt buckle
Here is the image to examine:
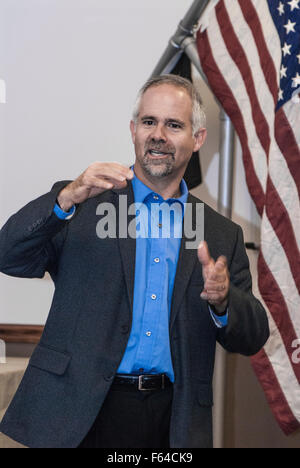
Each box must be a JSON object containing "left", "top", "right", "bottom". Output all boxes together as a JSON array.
[
  {"left": 138, "top": 374, "right": 165, "bottom": 391},
  {"left": 138, "top": 375, "right": 148, "bottom": 391}
]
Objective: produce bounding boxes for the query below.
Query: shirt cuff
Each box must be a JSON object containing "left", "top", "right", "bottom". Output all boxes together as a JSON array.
[
  {"left": 54, "top": 203, "right": 76, "bottom": 220},
  {"left": 209, "top": 305, "right": 228, "bottom": 328}
]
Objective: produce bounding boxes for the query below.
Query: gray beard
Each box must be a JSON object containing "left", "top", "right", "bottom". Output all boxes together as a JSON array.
[{"left": 141, "top": 154, "right": 175, "bottom": 178}]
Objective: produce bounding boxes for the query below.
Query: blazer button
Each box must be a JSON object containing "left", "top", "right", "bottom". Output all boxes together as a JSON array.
[{"left": 121, "top": 325, "right": 129, "bottom": 334}]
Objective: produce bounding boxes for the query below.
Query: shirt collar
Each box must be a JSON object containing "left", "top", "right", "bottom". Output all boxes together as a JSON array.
[{"left": 130, "top": 164, "right": 189, "bottom": 207}]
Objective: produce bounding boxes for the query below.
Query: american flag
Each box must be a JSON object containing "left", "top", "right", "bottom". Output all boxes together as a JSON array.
[{"left": 196, "top": 0, "right": 300, "bottom": 434}]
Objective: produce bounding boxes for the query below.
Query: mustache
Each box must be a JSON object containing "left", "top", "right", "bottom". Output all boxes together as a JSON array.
[{"left": 144, "top": 142, "right": 176, "bottom": 156}]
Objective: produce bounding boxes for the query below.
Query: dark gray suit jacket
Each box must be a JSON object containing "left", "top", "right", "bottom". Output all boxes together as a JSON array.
[{"left": 0, "top": 181, "right": 269, "bottom": 448}]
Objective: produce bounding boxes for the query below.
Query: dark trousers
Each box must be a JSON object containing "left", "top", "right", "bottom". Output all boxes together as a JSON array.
[{"left": 78, "top": 384, "right": 173, "bottom": 448}]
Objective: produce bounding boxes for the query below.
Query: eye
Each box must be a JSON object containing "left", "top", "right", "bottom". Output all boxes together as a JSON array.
[
  {"left": 168, "top": 122, "right": 183, "bottom": 130},
  {"left": 142, "top": 120, "right": 155, "bottom": 126}
]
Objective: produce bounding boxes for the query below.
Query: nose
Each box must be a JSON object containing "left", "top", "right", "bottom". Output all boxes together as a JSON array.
[{"left": 150, "top": 123, "right": 167, "bottom": 143}]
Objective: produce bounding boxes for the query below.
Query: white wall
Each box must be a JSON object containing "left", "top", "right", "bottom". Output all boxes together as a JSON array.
[{"left": 0, "top": 0, "right": 260, "bottom": 325}]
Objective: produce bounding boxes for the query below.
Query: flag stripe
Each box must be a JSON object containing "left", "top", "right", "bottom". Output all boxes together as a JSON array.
[
  {"left": 196, "top": 29, "right": 266, "bottom": 217},
  {"left": 251, "top": 348, "right": 300, "bottom": 435},
  {"left": 251, "top": 255, "right": 300, "bottom": 433},
  {"left": 204, "top": 7, "right": 269, "bottom": 194},
  {"left": 216, "top": 1, "right": 271, "bottom": 158},
  {"left": 275, "top": 109, "right": 300, "bottom": 196},
  {"left": 258, "top": 247, "right": 300, "bottom": 382},
  {"left": 282, "top": 99, "right": 300, "bottom": 148},
  {"left": 229, "top": 1, "right": 300, "bottom": 231},
  {"left": 265, "top": 178, "right": 300, "bottom": 293},
  {"left": 238, "top": 0, "right": 279, "bottom": 103},
  {"left": 252, "top": 260, "right": 300, "bottom": 427},
  {"left": 237, "top": 0, "right": 300, "bottom": 203},
  {"left": 260, "top": 212, "right": 300, "bottom": 335},
  {"left": 216, "top": 1, "right": 300, "bottom": 265}
]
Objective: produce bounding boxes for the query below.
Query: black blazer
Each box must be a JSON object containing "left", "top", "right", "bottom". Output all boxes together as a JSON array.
[{"left": 0, "top": 181, "right": 269, "bottom": 448}]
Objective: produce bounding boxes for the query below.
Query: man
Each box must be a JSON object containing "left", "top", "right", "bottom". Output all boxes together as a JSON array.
[{"left": 0, "top": 75, "right": 269, "bottom": 448}]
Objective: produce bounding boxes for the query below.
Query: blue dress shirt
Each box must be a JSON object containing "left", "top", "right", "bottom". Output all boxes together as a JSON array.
[
  {"left": 117, "top": 168, "right": 188, "bottom": 382},
  {"left": 54, "top": 168, "right": 228, "bottom": 382}
]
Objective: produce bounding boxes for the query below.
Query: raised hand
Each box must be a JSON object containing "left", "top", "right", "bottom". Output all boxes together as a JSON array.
[
  {"left": 197, "top": 241, "right": 230, "bottom": 314},
  {"left": 57, "top": 162, "right": 134, "bottom": 211}
]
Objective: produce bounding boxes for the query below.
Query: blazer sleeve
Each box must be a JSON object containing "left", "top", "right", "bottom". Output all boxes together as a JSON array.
[
  {"left": 217, "top": 225, "right": 270, "bottom": 356},
  {"left": 0, "top": 181, "right": 72, "bottom": 280}
]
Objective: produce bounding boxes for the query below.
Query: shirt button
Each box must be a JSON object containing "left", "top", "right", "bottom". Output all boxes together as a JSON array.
[
  {"left": 158, "top": 223, "right": 162, "bottom": 228},
  {"left": 154, "top": 258, "right": 160, "bottom": 263},
  {"left": 153, "top": 195, "right": 159, "bottom": 200},
  {"left": 146, "top": 331, "right": 152, "bottom": 337},
  {"left": 151, "top": 294, "right": 157, "bottom": 300}
]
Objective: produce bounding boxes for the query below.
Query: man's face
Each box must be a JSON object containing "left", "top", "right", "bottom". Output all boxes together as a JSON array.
[{"left": 130, "top": 84, "right": 206, "bottom": 180}]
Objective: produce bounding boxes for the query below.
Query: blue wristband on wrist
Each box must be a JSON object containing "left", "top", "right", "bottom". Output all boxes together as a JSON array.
[{"left": 54, "top": 203, "right": 76, "bottom": 220}]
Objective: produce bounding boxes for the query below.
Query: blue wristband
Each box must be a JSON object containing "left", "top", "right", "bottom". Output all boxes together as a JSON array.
[
  {"left": 209, "top": 305, "right": 228, "bottom": 328},
  {"left": 212, "top": 311, "right": 228, "bottom": 327},
  {"left": 54, "top": 203, "right": 76, "bottom": 220}
]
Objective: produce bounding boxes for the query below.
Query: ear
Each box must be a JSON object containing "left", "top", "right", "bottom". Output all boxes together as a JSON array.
[
  {"left": 193, "top": 129, "right": 207, "bottom": 153},
  {"left": 130, "top": 120, "right": 136, "bottom": 144}
]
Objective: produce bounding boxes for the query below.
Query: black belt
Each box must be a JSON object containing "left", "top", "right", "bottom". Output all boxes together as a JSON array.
[{"left": 113, "top": 374, "right": 172, "bottom": 391}]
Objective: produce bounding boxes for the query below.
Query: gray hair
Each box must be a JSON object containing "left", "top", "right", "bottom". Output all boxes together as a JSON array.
[{"left": 132, "top": 74, "right": 206, "bottom": 135}]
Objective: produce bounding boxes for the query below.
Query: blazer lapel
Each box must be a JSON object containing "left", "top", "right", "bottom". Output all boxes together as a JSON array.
[
  {"left": 170, "top": 193, "right": 199, "bottom": 331},
  {"left": 112, "top": 182, "right": 136, "bottom": 314}
]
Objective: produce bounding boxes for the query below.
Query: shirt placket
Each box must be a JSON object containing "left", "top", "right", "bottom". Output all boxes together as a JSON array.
[{"left": 133, "top": 195, "right": 165, "bottom": 372}]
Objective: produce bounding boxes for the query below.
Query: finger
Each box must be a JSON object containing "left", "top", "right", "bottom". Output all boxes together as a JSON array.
[
  {"left": 126, "top": 168, "right": 134, "bottom": 179},
  {"left": 215, "top": 256, "right": 228, "bottom": 272},
  {"left": 208, "top": 259, "right": 228, "bottom": 283},
  {"left": 101, "top": 175, "right": 129, "bottom": 187},
  {"left": 99, "top": 163, "right": 134, "bottom": 181},
  {"left": 89, "top": 163, "right": 133, "bottom": 182},
  {"left": 110, "top": 162, "right": 134, "bottom": 180},
  {"left": 89, "top": 176, "right": 114, "bottom": 190},
  {"left": 200, "top": 291, "right": 227, "bottom": 303},
  {"left": 197, "top": 241, "right": 213, "bottom": 268},
  {"left": 204, "top": 281, "right": 227, "bottom": 293},
  {"left": 94, "top": 168, "right": 129, "bottom": 183},
  {"left": 94, "top": 176, "right": 129, "bottom": 191},
  {"left": 206, "top": 271, "right": 227, "bottom": 283}
]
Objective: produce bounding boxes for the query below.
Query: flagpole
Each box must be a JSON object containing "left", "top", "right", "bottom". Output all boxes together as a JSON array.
[
  {"left": 151, "top": 0, "right": 236, "bottom": 449},
  {"left": 151, "top": 0, "right": 211, "bottom": 77},
  {"left": 182, "top": 38, "right": 235, "bottom": 451}
]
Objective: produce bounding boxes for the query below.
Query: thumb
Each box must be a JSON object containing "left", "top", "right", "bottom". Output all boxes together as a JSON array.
[
  {"left": 215, "top": 255, "right": 228, "bottom": 271},
  {"left": 197, "top": 241, "right": 213, "bottom": 268}
]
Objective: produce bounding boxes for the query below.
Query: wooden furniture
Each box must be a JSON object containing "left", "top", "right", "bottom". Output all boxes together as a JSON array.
[
  {"left": 0, "top": 325, "right": 43, "bottom": 344},
  {"left": 0, "top": 358, "right": 29, "bottom": 448}
]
